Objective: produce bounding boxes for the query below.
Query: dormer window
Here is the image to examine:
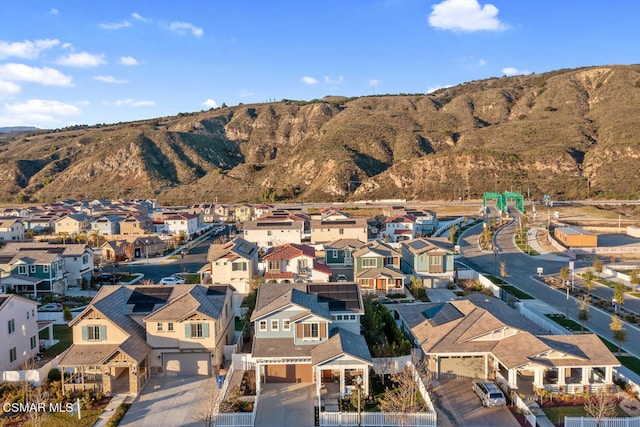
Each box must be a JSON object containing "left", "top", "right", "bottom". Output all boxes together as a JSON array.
[{"left": 302, "top": 323, "right": 319, "bottom": 339}]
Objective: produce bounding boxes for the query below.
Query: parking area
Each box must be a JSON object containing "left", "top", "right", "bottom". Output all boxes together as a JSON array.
[
  {"left": 119, "top": 375, "right": 217, "bottom": 427},
  {"left": 254, "top": 383, "right": 316, "bottom": 427},
  {"left": 434, "top": 379, "right": 518, "bottom": 427}
]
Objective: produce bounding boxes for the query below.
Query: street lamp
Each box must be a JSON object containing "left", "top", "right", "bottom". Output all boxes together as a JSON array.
[{"left": 355, "top": 375, "right": 363, "bottom": 427}]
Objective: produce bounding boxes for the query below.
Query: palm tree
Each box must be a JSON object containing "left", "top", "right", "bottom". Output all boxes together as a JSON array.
[
  {"left": 559, "top": 266, "right": 570, "bottom": 288},
  {"left": 89, "top": 230, "right": 100, "bottom": 248}
]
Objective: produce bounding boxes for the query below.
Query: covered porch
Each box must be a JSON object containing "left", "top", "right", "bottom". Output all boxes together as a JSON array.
[{"left": 58, "top": 344, "right": 150, "bottom": 396}]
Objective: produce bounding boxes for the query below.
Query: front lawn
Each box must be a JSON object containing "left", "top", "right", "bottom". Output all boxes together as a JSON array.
[
  {"left": 501, "top": 285, "right": 534, "bottom": 299},
  {"left": 544, "top": 314, "right": 583, "bottom": 332},
  {"left": 543, "top": 404, "right": 628, "bottom": 424},
  {"left": 40, "top": 325, "right": 73, "bottom": 357}
]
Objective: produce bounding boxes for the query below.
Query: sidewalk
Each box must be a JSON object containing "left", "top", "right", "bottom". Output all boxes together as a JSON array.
[{"left": 526, "top": 227, "right": 573, "bottom": 262}]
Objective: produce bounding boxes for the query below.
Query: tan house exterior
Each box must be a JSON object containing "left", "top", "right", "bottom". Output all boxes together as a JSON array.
[
  {"left": 393, "top": 294, "right": 619, "bottom": 395},
  {"left": 119, "top": 214, "right": 153, "bottom": 236},
  {"left": 233, "top": 204, "right": 254, "bottom": 223},
  {"left": 310, "top": 218, "right": 368, "bottom": 245},
  {"left": 207, "top": 237, "right": 259, "bottom": 295},
  {"left": 54, "top": 214, "right": 90, "bottom": 236},
  {"left": 58, "top": 284, "right": 234, "bottom": 396}
]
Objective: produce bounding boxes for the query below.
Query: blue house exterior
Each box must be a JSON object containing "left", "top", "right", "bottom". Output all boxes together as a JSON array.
[{"left": 401, "top": 238, "right": 455, "bottom": 275}]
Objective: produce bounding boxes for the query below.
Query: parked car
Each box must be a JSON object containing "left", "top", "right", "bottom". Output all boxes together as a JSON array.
[
  {"left": 159, "top": 276, "right": 186, "bottom": 285},
  {"left": 38, "top": 303, "right": 63, "bottom": 312},
  {"left": 472, "top": 380, "right": 506, "bottom": 407},
  {"left": 336, "top": 274, "right": 348, "bottom": 282}
]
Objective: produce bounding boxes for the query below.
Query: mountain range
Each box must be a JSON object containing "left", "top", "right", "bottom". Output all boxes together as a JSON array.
[{"left": 1, "top": 64, "right": 639, "bottom": 205}]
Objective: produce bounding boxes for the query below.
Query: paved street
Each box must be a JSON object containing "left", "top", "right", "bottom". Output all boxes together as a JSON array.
[{"left": 458, "top": 214, "right": 640, "bottom": 359}]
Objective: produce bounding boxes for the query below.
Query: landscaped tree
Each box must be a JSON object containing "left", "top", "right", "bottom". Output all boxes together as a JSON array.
[
  {"left": 379, "top": 366, "right": 427, "bottom": 425},
  {"left": 592, "top": 258, "right": 603, "bottom": 278},
  {"left": 123, "top": 242, "right": 136, "bottom": 261},
  {"left": 613, "top": 282, "right": 626, "bottom": 313},
  {"left": 609, "top": 315, "right": 627, "bottom": 353},
  {"left": 361, "top": 296, "right": 411, "bottom": 357},
  {"left": 630, "top": 270, "right": 640, "bottom": 293},
  {"left": 63, "top": 306, "right": 72, "bottom": 322},
  {"left": 410, "top": 275, "right": 425, "bottom": 300},
  {"left": 582, "top": 269, "right": 595, "bottom": 294},
  {"left": 499, "top": 260, "right": 509, "bottom": 279},
  {"left": 559, "top": 266, "right": 570, "bottom": 288},
  {"left": 584, "top": 391, "right": 618, "bottom": 422},
  {"left": 577, "top": 295, "right": 590, "bottom": 332},
  {"left": 449, "top": 224, "right": 456, "bottom": 244}
]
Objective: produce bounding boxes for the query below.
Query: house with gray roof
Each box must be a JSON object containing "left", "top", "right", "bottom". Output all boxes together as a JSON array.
[
  {"left": 392, "top": 293, "right": 619, "bottom": 395},
  {"left": 206, "top": 237, "right": 259, "bottom": 295},
  {"left": 352, "top": 241, "right": 405, "bottom": 295},
  {"left": 250, "top": 282, "right": 372, "bottom": 398},
  {"left": 400, "top": 237, "right": 455, "bottom": 276},
  {"left": 57, "top": 284, "right": 234, "bottom": 396}
]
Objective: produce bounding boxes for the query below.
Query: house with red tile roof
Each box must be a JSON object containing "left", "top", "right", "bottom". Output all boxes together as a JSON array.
[{"left": 262, "top": 243, "right": 331, "bottom": 283}]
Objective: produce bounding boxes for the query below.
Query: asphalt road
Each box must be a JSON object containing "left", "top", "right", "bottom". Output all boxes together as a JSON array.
[
  {"left": 458, "top": 212, "right": 640, "bottom": 358},
  {"left": 114, "top": 226, "right": 231, "bottom": 282}
]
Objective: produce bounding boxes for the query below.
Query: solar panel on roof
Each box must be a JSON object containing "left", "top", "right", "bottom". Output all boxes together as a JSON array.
[
  {"left": 308, "top": 283, "right": 360, "bottom": 310},
  {"left": 127, "top": 287, "right": 172, "bottom": 305},
  {"left": 207, "top": 286, "right": 227, "bottom": 296},
  {"left": 423, "top": 303, "right": 463, "bottom": 326}
]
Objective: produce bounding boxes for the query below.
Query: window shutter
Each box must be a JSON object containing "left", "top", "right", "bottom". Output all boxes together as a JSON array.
[
  {"left": 82, "top": 326, "right": 88, "bottom": 341},
  {"left": 100, "top": 325, "right": 107, "bottom": 341},
  {"left": 185, "top": 324, "right": 191, "bottom": 338},
  {"left": 203, "top": 323, "right": 210, "bottom": 338},
  {"left": 296, "top": 323, "right": 303, "bottom": 338}
]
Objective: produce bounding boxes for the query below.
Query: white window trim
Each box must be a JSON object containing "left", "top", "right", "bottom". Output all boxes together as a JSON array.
[
  {"left": 271, "top": 319, "right": 279, "bottom": 331},
  {"left": 259, "top": 320, "right": 267, "bottom": 331}
]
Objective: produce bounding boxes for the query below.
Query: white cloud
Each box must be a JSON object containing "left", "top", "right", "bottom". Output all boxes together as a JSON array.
[
  {"left": 239, "top": 90, "right": 254, "bottom": 97},
  {"left": 203, "top": 98, "right": 218, "bottom": 108},
  {"left": 100, "top": 21, "right": 131, "bottom": 30},
  {"left": 114, "top": 98, "right": 155, "bottom": 107},
  {"left": 426, "top": 84, "right": 453, "bottom": 94},
  {"left": 324, "top": 75, "right": 344, "bottom": 85},
  {"left": 50, "top": 8, "right": 59, "bottom": 15},
  {"left": 0, "top": 80, "right": 21, "bottom": 97},
  {"left": 131, "top": 12, "right": 149, "bottom": 22},
  {"left": 302, "top": 76, "right": 318, "bottom": 85},
  {"left": 479, "top": 59, "right": 487, "bottom": 66},
  {"left": 94, "top": 75, "right": 127, "bottom": 84},
  {"left": 61, "top": 42, "right": 72, "bottom": 50},
  {"left": 0, "top": 39, "right": 60, "bottom": 60},
  {"left": 57, "top": 52, "right": 106, "bottom": 68},
  {"left": 169, "top": 21, "right": 204, "bottom": 37},
  {"left": 502, "top": 67, "right": 531, "bottom": 76},
  {"left": 3, "top": 99, "right": 81, "bottom": 123},
  {"left": 369, "top": 79, "right": 382, "bottom": 87},
  {"left": 0, "top": 63, "right": 73, "bottom": 86},
  {"left": 119, "top": 56, "right": 139, "bottom": 66},
  {"left": 428, "top": 0, "right": 507, "bottom": 32}
]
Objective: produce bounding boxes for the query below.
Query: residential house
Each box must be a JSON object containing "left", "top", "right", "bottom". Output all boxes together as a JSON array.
[
  {"left": 192, "top": 204, "right": 217, "bottom": 223},
  {"left": 379, "top": 215, "right": 415, "bottom": 243},
  {"left": 0, "top": 218, "right": 25, "bottom": 241},
  {"left": 400, "top": 238, "right": 455, "bottom": 277},
  {"left": 207, "top": 237, "right": 259, "bottom": 295},
  {"left": 23, "top": 214, "right": 56, "bottom": 232},
  {"left": 0, "top": 294, "right": 40, "bottom": 370},
  {"left": 214, "top": 205, "right": 231, "bottom": 222},
  {"left": 120, "top": 214, "right": 153, "bottom": 236},
  {"left": 54, "top": 213, "right": 90, "bottom": 236},
  {"left": 323, "top": 239, "right": 366, "bottom": 267},
  {"left": 253, "top": 204, "right": 274, "bottom": 220},
  {"left": 243, "top": 219, "right": 304, "bottom": 249},
  {"left": 57, "top": 284, "right": 234, "bottom": 395},
  {"left": 262, "top": 244, "right": 331, "bottom": 283},
  {"left": 233, "top": 204, "right": 254, "bottom": 223},
  {"left": 164, "top": 213, "right": 200, "bottom": 240},
  {"left": 250, "top": 282, "right": 372, "bottom": 398},
  {"left": 407, "top": 209, "right": 439, "bottom": 237},
  {"left": 2, "top": 243, "right": 94, "bottom": 287},
  {"left": 100, "top": 236, "right": 164, "bottom": 263},
  {"left": 352, "top": 241, "right": 405, "bottom": 295},
  {"left": 310, "top": 218, "right": 368, "bottom": 245},
  {"left": 0, "top": 251, "right": 66, "bottom": 296},
  {"left": 91, "top": 215, "right": 124, "bottom": 236},
  {"left": 393, "top": 293, "right": 619, "bottom": 395}
]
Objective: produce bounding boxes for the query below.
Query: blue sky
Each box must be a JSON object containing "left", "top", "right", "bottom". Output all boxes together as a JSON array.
[{"left": 1, "top": 0, "right": 638, "bottom": 128}]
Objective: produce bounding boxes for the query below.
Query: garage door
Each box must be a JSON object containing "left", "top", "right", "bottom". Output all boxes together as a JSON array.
[
  {"left": 265, "top": 364, "right": 313, "bottom": 383},
  {"left": 163, "top": 352, "right": 210, "bottom": 376},
  {"left": 440, "top": 356, "right": 485, "bottom": 379}
]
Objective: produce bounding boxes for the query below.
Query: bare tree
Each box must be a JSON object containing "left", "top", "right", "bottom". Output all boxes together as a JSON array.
[
  {"left": 379, "top": 365, "right": 427, "bottom": 426},
  {"left": 122, "top": 242, "right": 136, "bottom": 261},
  {"left": 584, "top": 391, "right": 618, "bottom": 424},
  {"left": 140, "top": 279, "right": 155, "bottom": 286},
  {"left": 499, "top": 260, "right": 509, "bottom": 279},
  {"left": 577, "top": 295, "right": 590, "bottom": 332}
]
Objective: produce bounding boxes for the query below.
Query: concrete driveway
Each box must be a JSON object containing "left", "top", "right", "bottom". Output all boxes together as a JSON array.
[
  {"left": 119, "top": 375, "right": 217, "bottom": 427},
  {"left": 435, "top": 379, "right": 518, "bottom": 427},
  {"left": 254, "top": 383, "right": 316, "bottom": 427}
]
